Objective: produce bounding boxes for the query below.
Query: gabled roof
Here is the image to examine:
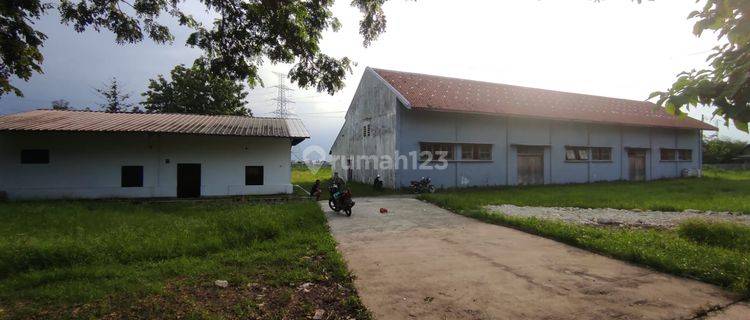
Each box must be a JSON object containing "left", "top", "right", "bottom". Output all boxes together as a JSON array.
[
  {"left": 0, "top": 110, "right": 310, "bottom": 145},
  {"left": 371, "top": 68, "right": 717, "bottom": 131}
]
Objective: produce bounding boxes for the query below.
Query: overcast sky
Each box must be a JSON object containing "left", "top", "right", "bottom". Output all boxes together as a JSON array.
[{"left": 1, "top": 0, "right": 748, "bottom": 159}]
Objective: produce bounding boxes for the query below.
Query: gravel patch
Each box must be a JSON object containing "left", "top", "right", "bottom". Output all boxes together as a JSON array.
[{"left": 483, "top": 205, "right": 750, "bottom": 229}]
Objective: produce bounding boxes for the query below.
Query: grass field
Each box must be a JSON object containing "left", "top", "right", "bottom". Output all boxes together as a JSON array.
[
  {"left": 420, "top": 169, "right": 750, "bottom": 295},
  {"left": 292, "top": 164, "right": 401, "bottom": 198},
  {"left": 424, "top": 168, "right": 750, "bottom": 214},
  {"left": 0, "top": 201, "right": 370, "bottom": 319}
]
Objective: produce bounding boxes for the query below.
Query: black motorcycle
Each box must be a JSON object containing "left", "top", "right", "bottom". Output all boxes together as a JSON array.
[
  {"left": 328, "top": 185, "right": 355, "bottom": 216},
  {"left": 373, "top": 175, "right": 384, "bottom": 191},
  {"left": 410, "top": 177, "right": 436, "bottom": 193}
]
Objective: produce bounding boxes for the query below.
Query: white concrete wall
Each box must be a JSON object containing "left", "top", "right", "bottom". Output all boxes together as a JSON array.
[
  {"left": 0, "top": 132, "right": 293, "bottom": 199},
  {"left": 394, "top": 109, "right": 703, "bottom": 188},
  {"left": 330, "top": 68, "right": 399, "bottom": 188}
]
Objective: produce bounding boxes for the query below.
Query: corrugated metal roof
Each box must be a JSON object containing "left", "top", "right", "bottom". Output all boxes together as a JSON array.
[
  {"left": 0, "top": 110, "right": 310, "bottom": 144},
  {"left": 372, "top": 68, "right": 717, "bottom": 131}
]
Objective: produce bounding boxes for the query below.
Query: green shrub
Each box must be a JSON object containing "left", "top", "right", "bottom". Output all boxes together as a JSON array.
[{"left": 678, "top": 219, "right": 750, "bottom": 252}]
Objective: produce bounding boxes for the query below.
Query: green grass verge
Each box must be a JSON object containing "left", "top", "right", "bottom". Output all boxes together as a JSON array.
[
  {"left": 420, "top": 170, "right": 750, "bottom": 295},
  {"left": 678, "top": 219, "right": 750, "bottom": 252},
  {"left": 292, "top": 164, "right": 401, "bottom": 198},
  {"left": 0, "top": 200, "right": 370, "bottom": 319},
  {"left": 421, "top": 198, "right": 750, "bottom": 295},
  {"left": 425, "top": 168, "right": 750, "bottom": 214}
]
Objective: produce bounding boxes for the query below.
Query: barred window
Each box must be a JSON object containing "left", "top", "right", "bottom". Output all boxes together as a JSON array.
[
  {"left": 461, "top": 144, "right": 492, "bottom": 160},
  {"left": 420, "top": 143, "right": 455, "bottom": 161},
  {"left": 591, "top": 147, "right": 612, "bottom": 161},
  {"left": 362, "top": 124, "right": 371, "bottom": 137},
  {"left": 678, "top": 149, "right": 692, "bottom": 161},
  {"left": 565, "top": 147, "right": 589, "bottom": 161},
  {"left": 660, "top": 148, "right": 676, "bottom": 161}
]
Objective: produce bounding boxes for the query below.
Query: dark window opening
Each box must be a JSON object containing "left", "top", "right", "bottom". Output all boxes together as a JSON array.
[
  {"left": 591, "top": 147, "right": 612, "bottom": 161},
  {"left": 21, "top": 149, "right": 49, "bottom": 164},
  {"left": 121, "top": 166, "right": 144, "bottom": 187},
  {"left": 678, "top": 149, "right": 692, "bottom": 161},
  {"left": 245, "top": 166, "right": 264, "bottom": 185},
  {"left": 660, "top": 148, "right": 677, "bottom": 161}
]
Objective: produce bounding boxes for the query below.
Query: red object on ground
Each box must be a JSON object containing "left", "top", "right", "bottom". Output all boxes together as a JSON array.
[{"left": 380, "top": 208, "right": 388, "bottom": 214}]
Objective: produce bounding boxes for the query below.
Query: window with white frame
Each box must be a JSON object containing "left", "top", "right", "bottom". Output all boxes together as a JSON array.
[
  {"left": 461, "top": 144, "right": 492, "bottom": 160},
  {"left": 660, "top": 148, "right": 676, "bottom": 161},
  {"left": 565, "top": 147, "right": 589, "bottom": 161},
  {"left": 661, "top": 148, "right": 692, "bottom": 161}
]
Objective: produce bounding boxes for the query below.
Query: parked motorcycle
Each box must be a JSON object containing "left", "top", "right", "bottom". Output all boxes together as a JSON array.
[
  {"left": 373, "top": 175, "right": 384, "bottom": 191},
  {"left": 410, "top": 177, "right": 436, "bottom": 194},
  {"left": 328, "top": 184, "right": 355, "bottom": 216}
]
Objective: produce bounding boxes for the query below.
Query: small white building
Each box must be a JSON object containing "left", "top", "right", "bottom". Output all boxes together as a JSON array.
[{"left": 0, "top": 110, "right": 309, "bottom": 199}]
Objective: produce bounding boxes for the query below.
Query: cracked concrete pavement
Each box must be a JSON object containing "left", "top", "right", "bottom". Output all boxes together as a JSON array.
[{"left": 322, "top": 197, "right": 748, "bottom": 319}]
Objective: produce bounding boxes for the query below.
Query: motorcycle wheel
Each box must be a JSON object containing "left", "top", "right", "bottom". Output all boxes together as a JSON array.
[
  {"left": 428, "top": 185, "right": 436, "bottom": 193},
  {"left": 328, "top": 199, "right": 340, "bottom": 212},
  {"left": 345, "top": 207, "right": 352, "bottom": 217}
]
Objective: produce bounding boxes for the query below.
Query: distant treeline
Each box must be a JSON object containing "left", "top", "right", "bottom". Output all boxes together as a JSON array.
[{"left": 703, "top": 138, "right": 747, "bottom": 164}]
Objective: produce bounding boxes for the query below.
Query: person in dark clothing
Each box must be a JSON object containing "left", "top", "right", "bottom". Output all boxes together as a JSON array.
[
  {"left": 331, "top": 172, "right": 346, "bottom": 189},
  {"left": 310, "top": 179, "right": 322, "bottom": 201}
]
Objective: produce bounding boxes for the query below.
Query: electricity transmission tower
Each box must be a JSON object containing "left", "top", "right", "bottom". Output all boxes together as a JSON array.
[{"left": 270, "top": 72, "right": 296, "bottom": 118}]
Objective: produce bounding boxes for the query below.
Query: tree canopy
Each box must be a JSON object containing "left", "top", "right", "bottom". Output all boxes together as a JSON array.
[
  {"left": 2, "top": 0, "right": 748, "bottom": 130},
  {"left": 649, "top": 0, "right": 750, "bottom": 131},
  {"left": 141, "top": 60, "right": 251, "bottom": 116},
  {"left": 702, "top": 137, "right": 747, "bottom": 164},
  {"left": 1, "top": 0, "right": 388, "bottom": 98},
  {"left": 95, "top": 77, "right": 136, "bottom": 113},
  {"left": 50, "top": 99, "right": 70, "bottom": 110}
]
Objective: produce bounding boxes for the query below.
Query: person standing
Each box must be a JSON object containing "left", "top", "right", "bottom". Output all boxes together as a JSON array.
[{"left": 310, "top": 179, "right": 322, "bottom": 201}]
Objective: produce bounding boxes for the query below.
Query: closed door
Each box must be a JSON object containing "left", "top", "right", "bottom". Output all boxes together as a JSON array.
[
  {"left": 517, "top": 147, "right": 544, "bottom": 185},
  {"left": 177, "top": 164, "right": 201, "bottom": 198},
  {"left": 628, "top": 151, "right": 646, "bottom": 181}
]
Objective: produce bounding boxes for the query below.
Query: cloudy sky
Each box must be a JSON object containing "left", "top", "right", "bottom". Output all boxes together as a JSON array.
[{"left": 2, "top": 0, "right": 748, "bottom": 159}]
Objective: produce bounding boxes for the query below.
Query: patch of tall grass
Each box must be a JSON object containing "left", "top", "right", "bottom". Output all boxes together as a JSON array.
[
  {"left": 424, "top": 168, "right": 750, "bottom": 214},
  {"left": 678, "top": 219, "right": 750, "bottom": 252},
  {"left": 0, "top": 200, "right": 350, "bottom": 313}
]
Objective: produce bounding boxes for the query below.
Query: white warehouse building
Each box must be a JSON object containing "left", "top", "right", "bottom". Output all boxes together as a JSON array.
[{"left": 0, "top": 110, "right": 309, "bottom": 199}]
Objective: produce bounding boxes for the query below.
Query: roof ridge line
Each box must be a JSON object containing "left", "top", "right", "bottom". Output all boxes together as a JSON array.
[
  {"left": 32, "top": 109, "right": 296, "bottom": 120},
  {"left": 369, "top": 67, "right": 655, "bottom": 105}
]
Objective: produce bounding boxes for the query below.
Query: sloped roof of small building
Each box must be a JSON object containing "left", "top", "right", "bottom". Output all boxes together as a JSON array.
[
  {"left": 371, "top": 68, "right": 716, "bottom": 131},
  {"left": 0, "top": 110, "right": 310, "bottom": 145}
]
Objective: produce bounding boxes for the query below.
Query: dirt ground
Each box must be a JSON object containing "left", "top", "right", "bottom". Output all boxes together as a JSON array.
[{"left": 322, "top": 197, "right": 748, "bottom": 320}]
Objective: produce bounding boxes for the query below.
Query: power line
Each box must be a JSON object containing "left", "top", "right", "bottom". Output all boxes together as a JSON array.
[
  {"left": 296, "top": 110, "right": 346, "bottom": 115},
  {"left": 270, "top": 72, "right": 296, "bottom": 118}
]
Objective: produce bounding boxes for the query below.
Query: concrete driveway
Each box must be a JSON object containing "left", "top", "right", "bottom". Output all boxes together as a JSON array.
[{"left": 322, "top": 197, "right": 747, "bottom": 320}]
